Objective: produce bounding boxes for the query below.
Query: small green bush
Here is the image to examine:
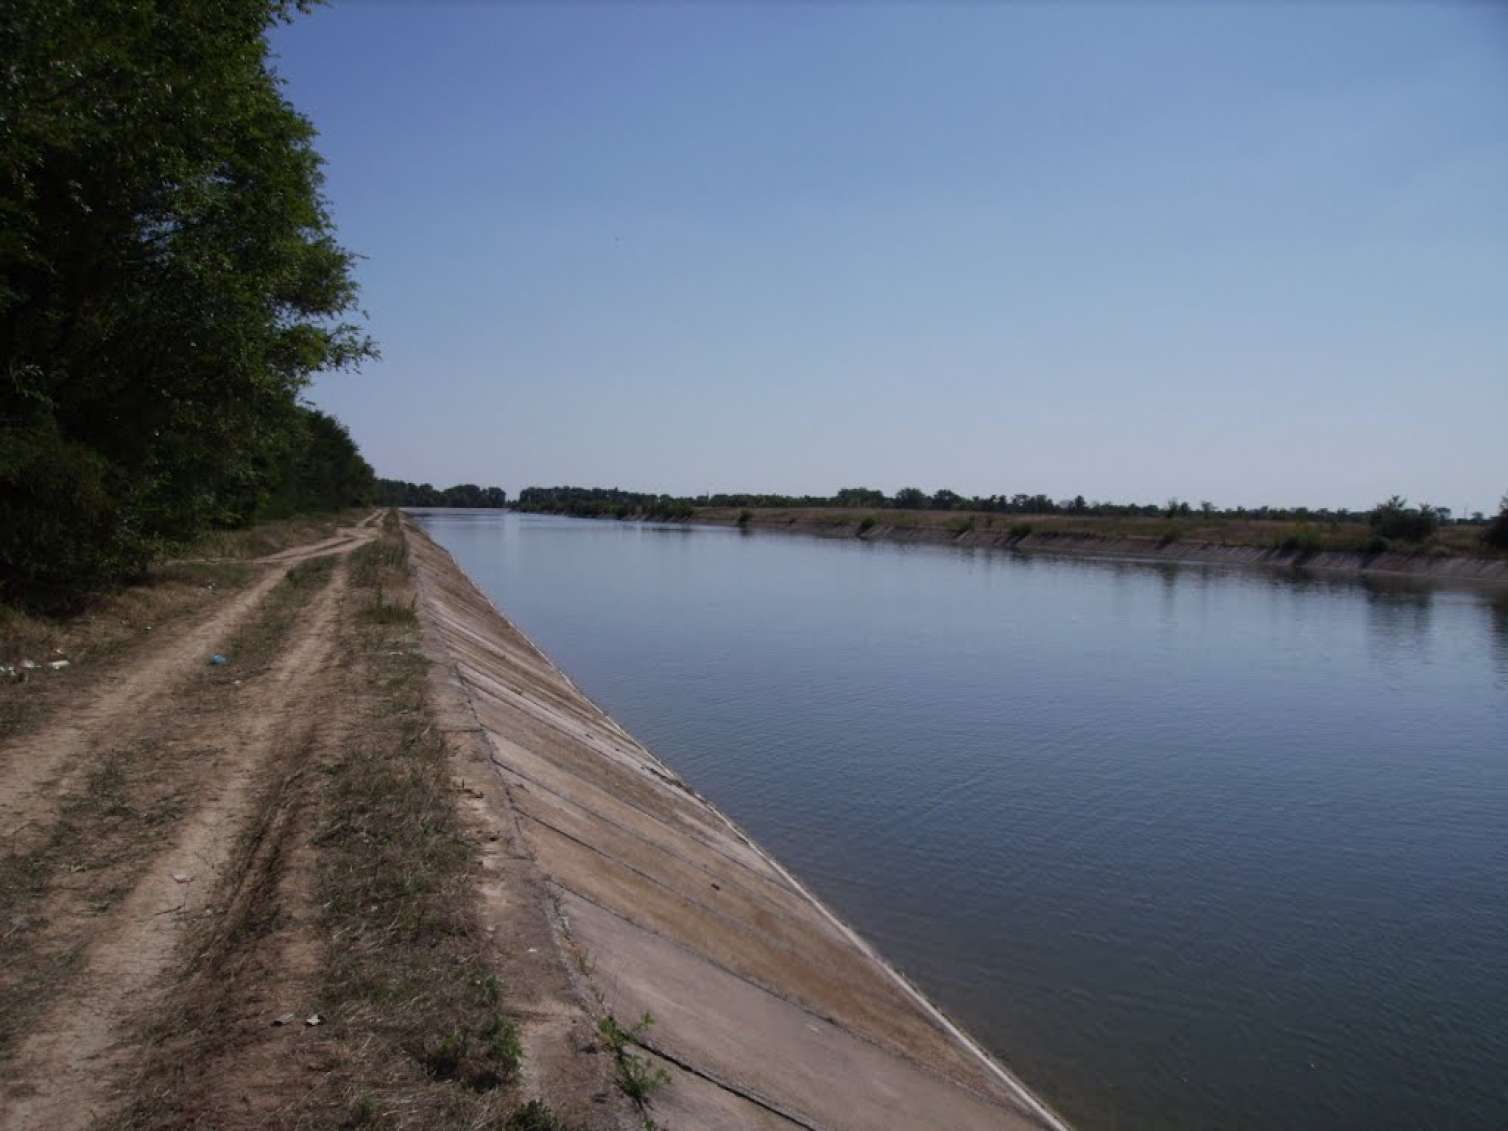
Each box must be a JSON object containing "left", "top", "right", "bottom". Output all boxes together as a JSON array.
[
  {"left": 481, "top": 1014, "right": 523, "bottom": 1078},
  {"left": 600, "top": 1013, "right": 670, "bottom": 1109},
  {"left": 0, "top": 424, "right": 147, "bottom": 601},
  {"left": 286, "top": 556, "right": 336, "bottom": 587},
  {"left": 736, "top": 509, "right": 752, "bottom": 527},
  {"left": 348, "top": 1093, "right": 378, "bottom": 1125},
  {"left": 363, "top": 587, "right": 418, "bottom": 625},
  {"left": 1483, "top": 495, "right": 1508, "bottom": 550},
  {"left": 1369, "top": 496, "right": 1438, "bottom": 542},
  {"left": 857, "top": 515, "right": 877, "bottom": 535},
  {"left": 1276, "top": 526, "right": 1323, "bottom": 555},
  {"left": 1362, "top": 534, "right": 1391, "bottom": 556},
  {"left": 418, "top": 1013, "right": 521, "bottom": 1091},
  {"left": 506, "top": 1101, "right": 577, "bottom": 1131},
  {"left": 1008, "top": 522, "right": 1033, "bottom": 539}
]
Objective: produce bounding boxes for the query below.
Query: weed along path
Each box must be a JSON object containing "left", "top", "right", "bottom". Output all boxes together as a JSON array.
[{"left": 1, "top": 506, "right": 1067, "bottom": 1129}]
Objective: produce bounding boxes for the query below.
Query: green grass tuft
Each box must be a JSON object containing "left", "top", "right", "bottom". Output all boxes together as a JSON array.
[{"left": 599, "top": 1012, "right": 670, "bottom": 1110}]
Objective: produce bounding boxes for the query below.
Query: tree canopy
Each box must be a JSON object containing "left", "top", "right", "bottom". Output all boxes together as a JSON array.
[
  {"left": 1483, "top": 495, "right": 1508, "bottom": 550},
  {"left": 1, "top": 0, "right": 374, "bottom": 597},
  {"left": 1368, "top": 496, "right": 1440, "bottom": 543},
  {"left": 375, "top": 480, "right": 507, "bottom": 508}
]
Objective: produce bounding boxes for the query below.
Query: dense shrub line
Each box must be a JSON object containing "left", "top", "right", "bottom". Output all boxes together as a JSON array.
[{"left": 375, "top": 480, "right": 507, "bottom": 508}]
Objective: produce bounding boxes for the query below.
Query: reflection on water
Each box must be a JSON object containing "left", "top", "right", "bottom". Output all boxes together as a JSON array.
[
  {"left": 1487, "top": 592, "right": 1508, "bottom": 678},
  {"left": 415, "top": 510, "right": 1508, "bottom": 1131}
]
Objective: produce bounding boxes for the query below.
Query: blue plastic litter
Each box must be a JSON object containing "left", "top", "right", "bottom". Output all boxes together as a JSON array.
[{"left": 210, "top": 654, "right": 227, "bottom": 666}]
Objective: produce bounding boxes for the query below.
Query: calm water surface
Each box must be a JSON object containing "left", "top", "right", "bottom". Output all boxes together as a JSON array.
[{"left": 415, "top": 510, "right": 1508, "bottom": 1130}]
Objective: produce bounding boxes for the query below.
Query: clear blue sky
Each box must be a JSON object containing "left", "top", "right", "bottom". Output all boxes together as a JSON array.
[{"left": 272, "top": 3, "right": 1506, "bottom": 514}]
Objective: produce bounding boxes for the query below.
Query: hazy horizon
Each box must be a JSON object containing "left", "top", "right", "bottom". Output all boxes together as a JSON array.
[{"left": 273, "top": 4, "right": 1506, "bottom": 515}]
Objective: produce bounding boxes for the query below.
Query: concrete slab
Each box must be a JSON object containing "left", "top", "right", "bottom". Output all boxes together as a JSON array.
[{"left": 563, "top": 891, "right": 1043, "bottom": 1131}]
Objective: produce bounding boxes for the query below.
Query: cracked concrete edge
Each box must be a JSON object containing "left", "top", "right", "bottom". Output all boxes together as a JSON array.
[{"left": 405, "top": 519, "right": 632, "bottom": 1129}]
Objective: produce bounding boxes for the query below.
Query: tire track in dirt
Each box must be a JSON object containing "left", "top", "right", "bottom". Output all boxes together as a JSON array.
[
  {"left": 0, "top": 557, "right": 354, "bottom": 1131},
  {"left": 255, "top": 533, "right": 360, "bottom": 564},
  {"left": 111, "top": 725, "right": 334, "bottom": 1130},
  {"left": 0, "top": 520, "right": 376, "bottom": 857},
  {"left": 0, "top": 568, "right": 288, "bottom": 850},
  {"left": 245, "top": 510, "right": 380, "bottom": 565}
]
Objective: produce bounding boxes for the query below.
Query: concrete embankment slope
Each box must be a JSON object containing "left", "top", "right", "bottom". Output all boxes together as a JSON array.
[{"left": 405, "top": 520, "right": 1069, "bottom": 1131}]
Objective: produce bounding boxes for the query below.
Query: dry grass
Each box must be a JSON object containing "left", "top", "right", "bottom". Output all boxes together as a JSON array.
[
  {"left": 93, "top": 554, "right": 351, "bottom": 1130},
  {"left": 111, "top": 724, "right": 324, "bottom": 1131},
  {"left": 0, "top": 556, "right": 331, "bottom": 743},
  {"left": 298, "top": 523, "right": 558, "bottom": 1128},
  {"left": 205, "top": 556, "right": 335, "bottom": 683},
  {"left": 183, "top": 510, "right": 367, "bottom": 562},
  {"left": 0, "top": 560, "right": 342, "bottom": 1068},
  {"left": 0, "top": 740, "right": 196, "bottom": 1062},
  {"left": 0, "top": 517, "right": 368, "bottom": 740},
  {"left": 1, "top": 561, "right": 254, "bottom": 668},
  {"left": 351, "top": 537, "right": 419, "bottom": 626},
  {"left": 1, "top": 511, "right": 358, "bottom": 666}
]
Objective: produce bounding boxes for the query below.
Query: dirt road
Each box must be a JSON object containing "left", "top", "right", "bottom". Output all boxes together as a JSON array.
[
  {"left": 2, "top": 510, "right": 622, "bottom": 1131},
  {"left": 0, "top": 517, "right": 377, "bottom": 1128}
]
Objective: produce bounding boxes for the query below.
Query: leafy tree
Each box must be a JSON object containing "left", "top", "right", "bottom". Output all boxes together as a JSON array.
[
  {"left": 835, "top": 487, "right": 887, "bottom": 508},
  {"left": 377, "top": 479, "right": 507, "bottom": 508},
  {"left": 1, "top": 0, "right": 374, "bottom": 595},
  {"left": 894, "top": 487, "right": 928, "bottom": 510},
  {"left": 260, "top": 407, "right": 375, "bottom": 517},
  {"left": 931, "top": 488, "right": 963, "bottom": 510},
  {"left": 1369, "top": 496, "right": 1438, "bottom": 542},
  {"left": 1484, "top": 494, "right": 1508, "bottom": 550}
]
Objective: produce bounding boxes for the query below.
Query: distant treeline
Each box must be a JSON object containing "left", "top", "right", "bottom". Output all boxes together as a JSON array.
[
  {"left": 517, "top": 485, "right": 1508, "bottom": 553},
  {"left": 376, "top": 480, "right": 507, "bottom": 508},
  {"left": 514, "top": 486, "right": 697, "bottom": 519},
  {"left": 516, "top": 484, "right": 1503, "bottom": 528}
]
